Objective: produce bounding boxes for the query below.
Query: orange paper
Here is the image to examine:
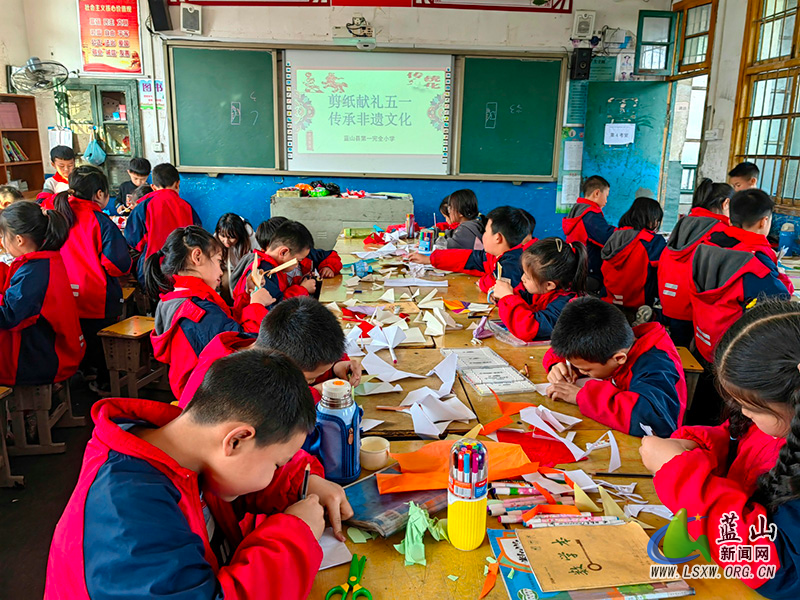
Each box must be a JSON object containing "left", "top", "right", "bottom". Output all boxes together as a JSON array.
[
  {"left": 531, "top": 482, "right": 556, "bottom": 505},
  {"left": 521, "top": 504, "right": 582, "bottom": 521},
  {"left": 376, "top": 440, "right": 539, "bottom": 494},
  {"left": 478, "top": 561, "right": 500, "bottom": 600},
  {"left": 480, "top": 414, "right": 513, "bottom": 435}
]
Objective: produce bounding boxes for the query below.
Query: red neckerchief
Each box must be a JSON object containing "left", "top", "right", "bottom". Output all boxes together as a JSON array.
[{"left": 54, "top": 172, "right": 69, "bottom": 184}]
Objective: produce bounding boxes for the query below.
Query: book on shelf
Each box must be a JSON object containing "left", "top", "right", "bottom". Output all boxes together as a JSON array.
[
  {"left": 1, "top": 137, "right": 29, "bottom": 162},
  {"left": 0, "top": 103, "right": 23, "bottom": 129}
]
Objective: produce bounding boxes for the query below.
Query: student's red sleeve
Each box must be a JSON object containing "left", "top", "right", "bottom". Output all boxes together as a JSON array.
[
  {"left": 430, "top": 248, "right": 485, "bottom": 276},
  {"left": 542, "top": 347, "right": 565, "bottom": 372},
  {"left": 283, "top": 284, "right": 311, "bottom": 299},
  {"left": 238, "top": 302, "right": 268, "bottom": 334},
  {"left": 497, "top": 294, "right": 543, "bottom": 342},
  {"left": 319, "top": 250, "right": 343, "bottom": 275},
  {"left": 670, "top": 423, "right": 733, "bottom": 468}
]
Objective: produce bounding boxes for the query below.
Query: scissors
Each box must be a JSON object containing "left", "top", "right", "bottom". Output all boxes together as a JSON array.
[{"left": 326, "top": 554, "right": 372, "bottom": 600}]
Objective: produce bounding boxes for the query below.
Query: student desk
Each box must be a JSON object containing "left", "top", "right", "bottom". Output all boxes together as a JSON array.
[
  {"left": 98, "top": 316, "right": 166, "bottom": 398},
  {"left": 0, "top": 386, "right": 24, "bottom": 488},
  {"left": 309, "top": 438, "right": 761, "bottom": 600}
]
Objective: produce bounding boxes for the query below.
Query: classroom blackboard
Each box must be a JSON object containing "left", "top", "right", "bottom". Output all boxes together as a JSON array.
[
  {"left": 458, "top": 57, "right": 562, "bottom": 177},
  {"left": 171, "top": 47, "right": 276, "bottom": 169}
]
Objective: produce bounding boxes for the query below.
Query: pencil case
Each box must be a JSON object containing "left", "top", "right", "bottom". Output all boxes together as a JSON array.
[{"left": 447, "top": 439, "right": 488, "bottom": 551}]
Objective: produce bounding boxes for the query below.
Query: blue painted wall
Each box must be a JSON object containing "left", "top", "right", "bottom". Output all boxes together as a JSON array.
[{"left": 180, "top": 173, "right": 565, "bottom": 239}]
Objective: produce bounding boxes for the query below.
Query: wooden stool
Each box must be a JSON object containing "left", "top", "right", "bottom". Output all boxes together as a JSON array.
[
  {"left": 99, "top": 316, "right": 166, "bottom": 398},
  {"left": 6, "top": 381, "right": 85, "bottom": 457},
  {"left": 0, "top": 387, "right": 23, "bottom": 487},
  {"left": 121, "top": 286, "right": 136, "bottom": 319},
  {"left": 677, "top": 346, "right": 703, "bottom": 410}
]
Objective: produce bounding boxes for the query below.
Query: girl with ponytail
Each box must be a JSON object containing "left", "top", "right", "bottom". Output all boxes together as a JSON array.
[
  {"left": 0, "top": 202, "right": 85, "bottom": 385},
  {"left": 147, "top": 226, "right": 275, "bottom": 399},
  {"left": 491, "top": 237, "right": 587, "bottom": 342},
  {"left": 642, "top": 300, "right": 800, "bottom": 597},
  {"left": 54, "top": 165, "right": 131, "bottom": 391}
]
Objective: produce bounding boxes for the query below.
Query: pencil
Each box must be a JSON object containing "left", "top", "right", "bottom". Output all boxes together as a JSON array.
[{"left": 300, "top": 463, "right": 311, "bottom": 499}]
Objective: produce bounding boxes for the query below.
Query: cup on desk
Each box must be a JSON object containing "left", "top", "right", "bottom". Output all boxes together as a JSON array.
[{"left": 360, "top": 436, "right": 390, "bottom": 471}]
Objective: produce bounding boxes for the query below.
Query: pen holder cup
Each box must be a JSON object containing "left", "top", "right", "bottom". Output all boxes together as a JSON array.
[{"left": 448, "top": 495, "right": 488, "bottom": 551}]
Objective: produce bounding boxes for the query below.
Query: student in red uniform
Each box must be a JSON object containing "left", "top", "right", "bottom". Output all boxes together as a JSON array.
[
  {"left": 658, "top": 178, "right": 732, "bottom": 346},
  {"left": 232, "top": 220, "right": 316, "bottom": 316},
  {"left": 601, "top": 197, "right": 666, "bottom": 317},
  {"left": 37, "top": 146, "right": 76, "bottom": 210},
  {"left": 256, "top": 216, "right": 343, "bottom": 282},
  {"left": 0, "top": 202, "right": 85, "bottom": 385},
  {"left": 125, "top": 163, "right": 202, "bottom": 286},
  {"left": 45, "top": 349, "right": 353, "bottom": 600},
  {"left": 180, "top": 296, "right": 360, "bottom": 408},
  {"left": 54, "top": 166, "right": 132, "bottom": 389},
  {"left": 147, "top": 226, "right": 274, "bottom": 399},
  {"left": 642, "top": 301, "right": 800, "bottom": 599},
  {"left": 492, "top": 237, "right": 587, "bottom": 342},
  {"left": 562, "top": 175, "right": 616, "bottom": 292},
  {"left": 408, "top": 206, "right": 531, "bottom": 292},
  {"left": 544, "top": 297, "right": 686, "bottom": 437},
  {"left": 728, "top": 160, "right": 760, "bottom": 192},
  {"left": 440, "top": 189, "right": 486, "bottom": 250}
]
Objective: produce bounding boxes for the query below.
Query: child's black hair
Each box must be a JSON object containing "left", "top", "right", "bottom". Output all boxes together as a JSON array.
[
  {"left": 143, "top": 225, "right": 222, "bottom": 298},
  {"left": 130, "top": 185, "right": 153, "bottom": 203},
  {"left": 152, "top": 163, "right": 180, "bottom": 188},
  {"left": 518, "top": 208, "right": 536, "bottom": 237},
  {"left": 267, "top": 220, "right": 314, "bottom": 254},
  {"left": 0, "top": 201, "right": 69, "bottom": 251},
  {"left": 254, "top": 296, "right": 345, "bottom": 372},
  {"left": 216, "top": 213, "right": 253, "bottom": 259},
  {"left": 445, "top": 189, "right": 479, "bottom": 220},
  {"left": 581, "top": 175, "right": 610, "bottom": 198},
  {"left": 729, "top": 161, "right": 760, "bottom": 181},
  {"left": 53, "top": 165, "right": 109, "bottom": 229},
  {"left": 729, "top": 188, "right": 774, "bottom": 229},
  {"left": 255, "top": 216, "right": 289, "bottom": 251},
  {"left": 186, "top": 348, "right": 316, "bottom": 445},
  {"left": 485, "top": 206, "right": 529, "bottom": 248},
  {"left": 128, "top": 157, "right": 152, "bottom": 176},
  {"left": 0, "top": 185, "right": 24, "bottom": 204},
  {"left": 522, "top": 238, "right": 587, "bottom": 295},
  {"left": 550, "top": 296, "right": 634, "bottom": 363},
  {"left": 714, "top": 300, "right": 800, "bottom": 511},
  {"left": 50, "top": 145, "right": 75, "bottom": 162},
  {"left": 439, "top": 198, "right": 450, "bottom": 219},
  {"left": 692, "top": 178, "right": 733, "bottom": 213},
  {"left": 618, "top": 197, "right": 664, "bottom": 231}
]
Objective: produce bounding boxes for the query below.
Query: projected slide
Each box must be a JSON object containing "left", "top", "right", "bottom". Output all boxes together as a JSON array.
[{"left": 285, "top": 50, "right": 452, "bottom": 175}]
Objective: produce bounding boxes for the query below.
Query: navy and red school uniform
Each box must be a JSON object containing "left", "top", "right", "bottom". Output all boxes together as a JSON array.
[
  {"left": 563, "top": 199, "right": 616, "bottom": 284},
  {"left": 430, "top": 245, "right": 525, "bottom": 293},
  {"left": 232, "top": 250, "right": 310, "bottom": 317},
  {"left": 124, "top": 189, "right": 201, "bottom": 285},
  {"left": 601, "top": 227, "right": 666, "bottom": 308},
  {"left": 654, "top": 421, "right": 797, "bottom": 598},
  {"left": 0, "top": 251, "right": 85, "bottom": 386},
  {"left": 690, "top": 243, "right": 789, "bottom": 363},
  {"left": 543, "top": 323, "right": 686, "bottom": 437},
  {"left": 59, "top": 197, "right": 132, "bottom": 321},
  {"left": 45, "top": 398, "right": 325, "bottom": 600},
  {"left": 151, "top": 275, "right": 266, "bottom": 399},
  {"left": 299, "top": 248, "right": 343, "bottom": 278},
  {"left": 657, "top": 207, "right": 730, "bottom": 344},
  {"left": 497, "top": 289, "right": 576, "bottom": 342},
  {"left": 36, "top": 191, "right": 56, "bottom": 210}
]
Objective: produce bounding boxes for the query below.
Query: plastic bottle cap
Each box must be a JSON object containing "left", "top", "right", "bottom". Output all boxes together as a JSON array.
[{"left": 321, "top": 378, "right": 352, "bottom": 400}]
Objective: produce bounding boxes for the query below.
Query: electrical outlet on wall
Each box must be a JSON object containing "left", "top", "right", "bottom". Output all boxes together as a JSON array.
[{"left": 153, "top": 142, "right": 164, "bottom": 152}]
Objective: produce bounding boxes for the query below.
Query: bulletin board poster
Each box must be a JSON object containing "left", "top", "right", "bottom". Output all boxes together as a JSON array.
[{"left": 78, "top": 1, "right": 143, "bottom": 75}]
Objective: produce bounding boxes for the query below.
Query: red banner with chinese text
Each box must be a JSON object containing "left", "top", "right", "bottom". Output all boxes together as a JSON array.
[{"left": 79, "top": 0, "right": 143, "bottom": 75}]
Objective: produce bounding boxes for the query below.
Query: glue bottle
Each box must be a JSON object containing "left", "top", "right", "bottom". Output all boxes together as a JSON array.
[
  {"left": 316, "top": 379, "right": 362, "bottom": 484},
  {"left": 447, "top": 439, "right": 488, "bottom": 551}
]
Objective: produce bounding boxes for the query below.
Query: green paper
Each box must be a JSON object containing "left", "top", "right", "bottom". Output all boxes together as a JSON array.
[
  {"left": 347, "top": 527, "right": 370, "bottom": 544},
  {"left": 483, "top": 565, "right": 489, "bottom": 576},
  {"left": 485, "top": 556, "right": 497, "bottom": 564},
  {"left": 507, "top": 569, "right": 515, "bottom": 580},
  {"left": 393, "top": 502, "right": 449, "bottom": 567},
  {"left": 448, "top": 575, "right": 459, "bottom": 582}
]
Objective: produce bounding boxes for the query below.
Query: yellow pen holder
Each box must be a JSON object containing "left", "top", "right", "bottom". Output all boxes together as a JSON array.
[{"left": 447, "top": 493, "right": 488, "bottom": 551}]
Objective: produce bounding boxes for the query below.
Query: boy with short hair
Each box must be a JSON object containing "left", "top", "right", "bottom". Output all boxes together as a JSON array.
[
  {"left": 42, "top": 145, "right": 75, "bottom": 195},
  {"left": 115, "top": 157, "right": 151, "bottom": 214},
  {"left": 728, "top": 161, "right": 760, "bottom": 191},
  {"left": 179, "top": 296, "right": 360, "bottom": 407},
  {"left": 408, "top": 206, "right": 531, "bottom": 291},
  {"left": 232, "top": 220, "right": 317, "bottom": 315},
  {"left": 691, "top": 189, "right": 791, "bottom": 363},
  {"left": 0, "top": 185, "right": 24, "bottom": 208},
  {"left": 45, "top": 349, "right": 352, "bottom": 599},
  {"left": 124, "top": 162, "right": 202, "bottom": 285},
  {"left": 544, "top": 296, "right": 686, "bottom": 438},
  {"left": 562, "top": 175, "right": 616, "bottom": 290}
]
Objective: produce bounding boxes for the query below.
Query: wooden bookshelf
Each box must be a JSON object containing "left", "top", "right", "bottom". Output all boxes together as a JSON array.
[{"left": 0, "top": 94, "right": 44, "bottom": 197}]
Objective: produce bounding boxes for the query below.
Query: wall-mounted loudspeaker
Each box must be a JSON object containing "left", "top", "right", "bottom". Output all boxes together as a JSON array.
[
  {"left": 180, "top": 3, "right": 202, "bottom": 35},
  {"left": 570, "top": 48, "right": 592, "bottom": 80},
  {"left": 147, "top": 0, "right": 173, "bottom": 32}
]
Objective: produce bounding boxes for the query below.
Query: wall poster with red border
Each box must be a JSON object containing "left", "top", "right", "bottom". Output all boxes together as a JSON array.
[
  {"left": 165, "top": 0, "right": 572, "bottom": 11},
  {"left": 78, "top": 0, "right": 143, "bottom": 75}
]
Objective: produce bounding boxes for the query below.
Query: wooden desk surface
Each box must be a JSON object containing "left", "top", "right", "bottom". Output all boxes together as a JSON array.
[
  {"left": 677, "top": 346, "right": 703, "bottom": 373},
  {"left": 97, "top": 316, "right": 155, "bottom": 339},
  {"left": 0, "top": 386, "right": 10, "bottom": 400},
  {"left": 121, "top": 286, "right": 135, "bottom": 301}
]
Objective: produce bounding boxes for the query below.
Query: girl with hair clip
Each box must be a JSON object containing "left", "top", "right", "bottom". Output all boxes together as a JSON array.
[
  {"left": 441, "top": 189, "right": 487, "bottom": 250},
  {"left": 214, "top": 212, "right": 258, "bottom": 303},
  {"left": 0, "top": 202, "right": 85, "bottom": 385},
  {"left": 601, "top": 197, "right": 666, "bottom": 321},
  {"left": 54, "top": 166, "right": 132, "bottom": 391},
  {"left": 491, "top": 237, "right": 587, "bottom": 342},
  {"left": 147, "top": 226, "right": 275, "bottom": 399},
  {"left": 658, "top": 178, "right": 732, "bottom": 346},
  {"left": 642, "top": 300, "right": 800, "bottom": 598}
]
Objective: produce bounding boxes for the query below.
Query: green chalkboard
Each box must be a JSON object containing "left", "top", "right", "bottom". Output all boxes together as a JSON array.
[
  {"left": 171, "top": 47, "right": 276, "bottom": 169},
  {"left": 459, "top": 57, "right": 562, "bottom": 177}
]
